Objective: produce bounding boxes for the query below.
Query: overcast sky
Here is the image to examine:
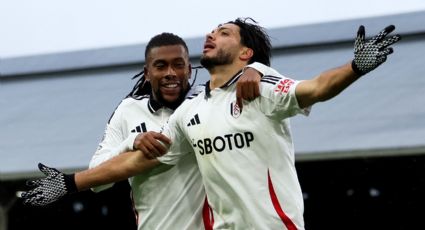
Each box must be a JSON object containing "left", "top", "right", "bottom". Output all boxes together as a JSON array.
[{"left": 1, "top": 0, "right": 425, "bottom": 58}]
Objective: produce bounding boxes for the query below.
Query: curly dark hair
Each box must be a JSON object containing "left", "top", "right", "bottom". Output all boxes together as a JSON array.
[{"left": 227, "top": 17, "right": 272, "bottom": 66}]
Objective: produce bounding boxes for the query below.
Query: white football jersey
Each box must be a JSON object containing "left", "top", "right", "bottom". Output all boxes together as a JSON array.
[
  {"left": 159, "top": 64, "right": 310, "bottom": 230},
  {"left": 90, "top": 92, "right": 208, "bottom": 230}
]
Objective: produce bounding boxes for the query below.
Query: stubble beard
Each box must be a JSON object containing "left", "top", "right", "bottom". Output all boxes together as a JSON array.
[
  {"left": 200, "top": 49, "right": 234, "bottom": 71},
  {"left": 154, "top": 85, "right": 188, "bottom": 110}
]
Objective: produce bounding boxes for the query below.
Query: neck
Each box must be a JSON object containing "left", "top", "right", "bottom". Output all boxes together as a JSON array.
[{"left": 208, "top": 62, "right": 246, "bottom": 90}]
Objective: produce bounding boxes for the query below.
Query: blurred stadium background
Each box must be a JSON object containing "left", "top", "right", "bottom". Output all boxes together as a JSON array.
[{"left": 1, "top": 11, "right": 424, "bottom": 230}]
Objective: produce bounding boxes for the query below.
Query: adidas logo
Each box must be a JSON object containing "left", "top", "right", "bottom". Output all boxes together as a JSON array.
[
  {"left": 187, "top": 114, "right": 201, "bottom": 127},
  {"left": 131, "top": 122, "right": 147, "bottom": 133}
]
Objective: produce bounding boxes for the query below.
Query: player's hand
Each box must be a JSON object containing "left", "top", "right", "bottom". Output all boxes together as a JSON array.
[
  {"left": 21, "top": 163, "right": 77, "bottom": 206},
  {"left": 133, "top": 131, "right": 171, "bottom": 159},
  {"left": 352, "top": 25, "right": 401, "bottom": 76},
  {"left": 236, "top": 67, "right": 262, "bottom": 110}
]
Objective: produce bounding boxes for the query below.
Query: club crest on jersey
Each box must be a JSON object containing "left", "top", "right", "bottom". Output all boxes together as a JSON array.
[
  {"left": 275, "top": 79, "right": 294, "bottom": 94},
  {"left": 230, "top": 101, "right": 241, "bottom": 118}
]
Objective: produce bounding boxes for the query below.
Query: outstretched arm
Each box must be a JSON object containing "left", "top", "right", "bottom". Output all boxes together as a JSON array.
[
  {"left": 296, "top": 25, "right": 401, "bottom": 108},
  {"left": 77, "top": 131, "right": 172, "bottom": 190},
  {"left": 75, "top": 150, "right": 160, "bottom": 191},
  {"left": 21, "top": 131, "right": 171, "bottom": 206},
  {"left": 21, "top": 151, "right": 160, "bottom": 206},
  {"left": 295, "top": 62, "right": 358, "bottom": 108}
]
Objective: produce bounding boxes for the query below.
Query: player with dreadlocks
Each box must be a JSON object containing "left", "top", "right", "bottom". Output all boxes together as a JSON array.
[
  {"left": 87, "top": 32, "right": 207, "bottom": 230},
  {"left": 20, "top": 32, "right": 263, "bottom": 229}
]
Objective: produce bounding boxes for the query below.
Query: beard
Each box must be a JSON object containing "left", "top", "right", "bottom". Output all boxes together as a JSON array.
[
  {"left": 200, "top": 49, "right": 234, "bottom": 70},
  {"left": 153, "top": 85, "right": 188, "bottom": 110}
]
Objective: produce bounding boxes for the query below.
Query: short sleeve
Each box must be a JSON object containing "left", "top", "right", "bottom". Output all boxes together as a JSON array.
[{"left": 259, "top": 77, "right": 311, "bottom": 119}]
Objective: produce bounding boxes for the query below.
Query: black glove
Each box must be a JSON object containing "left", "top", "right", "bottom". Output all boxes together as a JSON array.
[
  {"left": 352, "top": 25, "right": 401, "bottom": 76},
  {"left": 21, "top": 163, "right": 77, "bottom": 206}
]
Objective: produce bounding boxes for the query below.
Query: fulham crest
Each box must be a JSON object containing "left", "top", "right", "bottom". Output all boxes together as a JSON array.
[{"left": 230, "top": 101, "right": 241, "bottom": 118}]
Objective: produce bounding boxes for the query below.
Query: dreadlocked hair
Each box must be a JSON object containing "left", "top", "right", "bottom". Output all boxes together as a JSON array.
[
  {"left": 227, "top": 17, "right": 272, "bottom": 66},
  {"left": 126, "top": 32, "right": 190, "bottom": 99},
  {"left": 126, "top": 71, "right": 149, "bottom": 99}
]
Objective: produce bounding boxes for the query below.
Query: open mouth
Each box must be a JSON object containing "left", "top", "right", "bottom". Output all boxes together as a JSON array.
[{"left": 203, "top": 42, "right": 215, "bottom": 52}]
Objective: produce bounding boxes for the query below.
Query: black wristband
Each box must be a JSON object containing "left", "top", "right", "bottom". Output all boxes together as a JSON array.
[
  {"left": 351, "top": 60, "right": 364, "bottom": 76},
  {"left": 63, "top": 173, "right": 78, "bottom": 193}
]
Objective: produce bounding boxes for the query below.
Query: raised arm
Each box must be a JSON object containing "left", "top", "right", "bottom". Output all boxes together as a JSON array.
[
  {"left": 296, "top": 25, "right": 401, "bottom": 108},
  {"left": 245, "top": 25, "right": 401, "bottom": 109},
  {"left": 295, "top": 62, "right": 357, "bottom": 108}
]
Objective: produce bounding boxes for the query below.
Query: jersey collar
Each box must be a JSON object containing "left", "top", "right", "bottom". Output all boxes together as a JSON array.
[
  {"left": 205, "top": 70, "right": 243, "bottom": 98},
  {"left": 147, "top": 95, "right": 163, "bottom": 113}
]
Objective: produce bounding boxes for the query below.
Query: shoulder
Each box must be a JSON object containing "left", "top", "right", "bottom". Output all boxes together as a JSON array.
[
  {"left": 117, "top": 95, "right": 149, "bottom": 109},
  {"left": 171, "top": 89, "right": 204, "bottom": 121},
  {"left": 178, "top": 84, "right": 205, "bottom": 110},
  {"left": 260, "top": 75, "right": 284, "bottom": 85},
  {"left": 109, "top": 96, "right": 149, "bottom": 119},
  {"left": 103, "top": 95, "right": 151, "bottom": 126},
  {"left": 260, "top": 74, "right": 298, "bottom": 93},
  {"left": 185, "top": 84, "right": 205, "bottom": 99}
]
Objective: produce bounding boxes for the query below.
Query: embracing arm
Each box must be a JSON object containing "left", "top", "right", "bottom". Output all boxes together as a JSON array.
[
  {"left": 76, "top": 150, "right": 160, "bottom": 191},
  {"left": 235, "top": 67, "right": 262, "bottom": 109}
]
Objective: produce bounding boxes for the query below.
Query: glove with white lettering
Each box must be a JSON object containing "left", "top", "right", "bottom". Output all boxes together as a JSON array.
[
  {"left": 352, "top": 25, "right": 401, "bottom": 76},
  {"left": 21, "top": 163, "right": 77, "bottom": 206}
]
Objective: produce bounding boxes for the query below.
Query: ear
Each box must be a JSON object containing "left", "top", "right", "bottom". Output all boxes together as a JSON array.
[
  {"left": 188, "top": 63, "right": 192, "bottom": 79},
  {"left": 240, "top": 47, "right": 253, "bottom": 62},
  {"left": 143, "top": 66, "right": 150, "bottom": 81}
]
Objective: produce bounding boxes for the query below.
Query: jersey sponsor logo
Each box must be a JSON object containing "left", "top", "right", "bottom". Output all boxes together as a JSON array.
[
  {"left": 230, "top": 101, "right": 241, "bottom": 118},
  {"left": 192, "top": 131, "right": 254, "bottom": 155},
  {"left": 131, "top": 122, "right": 147, "bottom": 133},
  {"left": 275, "top": 79, "right": 294, "bottom": 94},
  {"left": 187, "top": 114, "right": 201, "bottom": 126}
]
